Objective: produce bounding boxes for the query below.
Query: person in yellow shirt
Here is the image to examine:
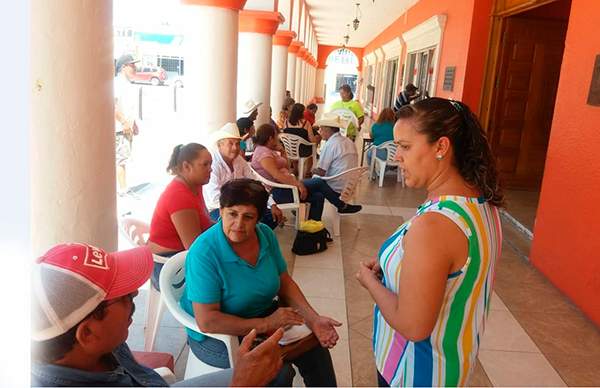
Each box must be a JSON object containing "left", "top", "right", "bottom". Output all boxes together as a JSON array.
[{"left": 330, "top": 84, "right": 364, "bottom": 141}]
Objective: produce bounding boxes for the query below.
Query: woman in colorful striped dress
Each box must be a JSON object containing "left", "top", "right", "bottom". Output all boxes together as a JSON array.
[{"left": 356, "top": 98, "right": 505, "bottom": 387}]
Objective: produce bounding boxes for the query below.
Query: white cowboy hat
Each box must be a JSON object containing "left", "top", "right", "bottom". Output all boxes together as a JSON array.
[
  {"left": 242, "top": 100, "right": 263, "bottom": 114},
  {"left": 315, "top": 113, "right": 348, "bottom": 129},
  {"left": 210, "top": 123, "right": 242, "bottom": 144}
]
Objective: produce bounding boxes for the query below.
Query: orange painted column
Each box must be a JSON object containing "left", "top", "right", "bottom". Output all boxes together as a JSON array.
[
  {"left": 287, "top": 41, "right": 303, "bottom": 98},
  {"left": 31, "top": 0, "right": 117, "bottom": 255},
  {"left": 238, "top": 10, "right": 284, "bottom": 126},
  {"left": 295, "top": 48, "right": 308, "bottom": 102},
  {"left": 271, "top": 30, "right": 296, "bottom": 121},
  {"left": 180, "top": 0, "right": 247, "bottom": 136}
]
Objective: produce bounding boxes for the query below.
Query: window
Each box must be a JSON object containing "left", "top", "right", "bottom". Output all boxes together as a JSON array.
[
  {"left": 404, "top": 48, "right": 435, "bottom": 100},
  {"left": 374, "top": 62, "right": 383, "bottom": 109},
  {"left": 383, "top": 58, "right": 399, "bottom": 109}
]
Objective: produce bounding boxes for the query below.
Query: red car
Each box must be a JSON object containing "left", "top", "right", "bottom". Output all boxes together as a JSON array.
[{"left": 131, "top": 66, "right": 168, "bottom": 86}]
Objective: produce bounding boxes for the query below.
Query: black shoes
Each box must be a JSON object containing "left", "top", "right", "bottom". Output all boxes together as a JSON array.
[{"left": 339, "top": 204, "right": 362, "bottom": 214}]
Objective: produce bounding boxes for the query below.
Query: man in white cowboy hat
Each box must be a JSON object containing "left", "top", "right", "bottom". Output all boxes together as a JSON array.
[
  {"left": 204, "top": 123, "right": 284, "bottom": 229},
  {"left": 303, "top": 113, "right": 362, "bottom": 214},
  {"left": 242, "top": 100, "right": 263, "bottom": 122},
  {"left": 30, "top": 243, "right": 285, "bottom": 387}
]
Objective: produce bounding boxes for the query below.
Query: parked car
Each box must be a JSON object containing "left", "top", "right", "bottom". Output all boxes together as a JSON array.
[{"left": 131, "top": 66, "right": 168, "bottom": 86}]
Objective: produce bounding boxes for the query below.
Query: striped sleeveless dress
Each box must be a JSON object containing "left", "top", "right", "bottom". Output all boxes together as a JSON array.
[{"left": 373, "top": 196, "right": 502, "bottom": 387}]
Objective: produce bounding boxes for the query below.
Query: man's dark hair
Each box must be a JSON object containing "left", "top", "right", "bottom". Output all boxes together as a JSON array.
[
  {"left": 307, "top": 103, "right": 317, "bottom": 110},
  {"left": 237, "top": 117, "right": 254, "bottom": 136},
  {"left": 31, "top": 303, "right": 110, "bottom": 364},
  {"left": 219, "top": 179, "right": 269, "bottom": 220}
]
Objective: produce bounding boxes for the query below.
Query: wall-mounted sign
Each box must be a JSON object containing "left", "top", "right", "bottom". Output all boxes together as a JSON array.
[
  {"left": 587, "top": 55, "right": 600, "bottom": 107},
  {"left": 443, "top": 66, "right": 456, "bottom": 92}
]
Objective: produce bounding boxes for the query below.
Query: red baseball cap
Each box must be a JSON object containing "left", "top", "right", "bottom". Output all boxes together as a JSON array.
[{"left": 31, "top": 243, "right": 153, "bottom": 341}]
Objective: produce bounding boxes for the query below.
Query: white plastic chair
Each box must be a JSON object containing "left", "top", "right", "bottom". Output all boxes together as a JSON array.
[
  {"left": 249, "top": 166, "right": 307, "bottom": 229},
  {"left": 119, "top": 217, "right": 167, "bottom": 352},
  {"left": 330, "top": 108, "right": 359, "bottom": 138},
  {"left": 369, "top": 141, "right": 405, "bottom": 188},
  {"left": 317, "top": 166, "right": 369, "bottom": 236},
  {"left": 278, "top": 133, "right": 317, "bottom": 180},
  {"left": 159, "top": 251, "right": 239, "bottom": 379}
]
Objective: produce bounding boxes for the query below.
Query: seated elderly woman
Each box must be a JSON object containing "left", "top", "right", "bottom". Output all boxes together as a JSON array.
[
  {"left": 147, "top": 143, "right": 214, "bottom": 291},
  {"left": 251, "top": 123, "right": 361, "bottom": 221},
  {"left": 181, "top": 179, "right": 341, "bottom": 386}
]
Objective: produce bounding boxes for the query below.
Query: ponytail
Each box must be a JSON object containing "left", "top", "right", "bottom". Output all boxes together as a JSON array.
[{"left": 166, "top": 143, "right": 207, "bottom": 175}]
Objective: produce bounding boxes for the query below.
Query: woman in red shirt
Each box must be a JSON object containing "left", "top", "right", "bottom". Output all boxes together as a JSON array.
[{"left": 147, "top": 143, "right": 214, "bottom": 290}]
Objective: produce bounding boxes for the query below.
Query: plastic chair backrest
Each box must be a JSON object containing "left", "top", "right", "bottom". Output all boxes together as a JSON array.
[
  {"left": 278, "top": 133, "right": 313, "bottom": 160},
  {"left": 120, "top": 217, "right": 150, "bottom": 247},
  {"left": 330, "top": 108, "right": 359, "bottom": 136},
  {"left": 331, "top": 166, "right": 370, "bottom": 203},
  {"left": 249, "top": 166, "right": 301, "bottom": 205},
  {"left": 385, "top": 142, "right": 399, "bottom": 163},
  {"left": 159, "top": 251, "right": 199, "bottom": 332}
]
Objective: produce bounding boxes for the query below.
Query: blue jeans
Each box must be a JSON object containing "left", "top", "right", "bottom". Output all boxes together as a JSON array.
[
  {"left": 187, "top": 335, "right": 296, "bottom": 387},
  {"left": 210, "top": 208, "right": 279, "bottom": 230},
  {"left": 188, "top": 335, "right": 337, "bottom": 386},
  {"left": 270, "top": 178, "right": 345, "bottom": 221},
  {"left": 366, "top": 148, "right": 389, "bottom": 173},
  {"left": 151, "top": 250, "right": 181, "bottom": 292}
]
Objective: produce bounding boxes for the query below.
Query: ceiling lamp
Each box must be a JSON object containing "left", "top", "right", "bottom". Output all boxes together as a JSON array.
[
  {"left": 343, "top": 24, "right": 350, "bottom": 45},
  {"left": 353, "top": 3, "right": 362, "bottom": 31}
]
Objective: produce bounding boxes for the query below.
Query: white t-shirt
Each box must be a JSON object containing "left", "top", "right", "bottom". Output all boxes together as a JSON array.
[
  {"left": 318, "top": 132, "right": 358, "bottom": 193},
  {"left": 114, "top": 74, "right": 136, "bottom": 133}
]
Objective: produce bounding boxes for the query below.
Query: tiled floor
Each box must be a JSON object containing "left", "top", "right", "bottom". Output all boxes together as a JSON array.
[{"left": 121, "top": 121, "right": 600, "bottom": 386}]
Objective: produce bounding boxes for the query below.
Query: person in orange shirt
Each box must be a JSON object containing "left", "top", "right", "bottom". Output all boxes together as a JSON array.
[{"left": 303, "top": 103, "right": 318, "bottom": 126}]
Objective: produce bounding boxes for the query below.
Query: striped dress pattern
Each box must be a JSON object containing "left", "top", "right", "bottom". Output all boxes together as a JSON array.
[{"left": 373, "top": 196, "right": 502, "bottom": 387}]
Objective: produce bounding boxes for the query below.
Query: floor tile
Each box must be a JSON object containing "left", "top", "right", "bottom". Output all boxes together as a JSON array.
[
  {"left": 489, "top": 291, "right": 509, "bottom": 312},
  {"left": 480, "top": 310, "right": 540, "bottom": 353},
  {"left": 330, "top": 339, "right": 353, "bottom": 387},
  {"left": 340, "top": 213, "right": 403, "bottom": 244},
  {"left": 292, "top": 267, "right": 345, "bottom": 299},
  {"left": 349, "top": 328, "right": 378, "bottom": 387},
  {"left": 350, "top": 315, "right": 374, "bottom": 341},
  {"left": 132, "top": 290, "right": 185, "bottom": 329},
  {"left": 478, "top": 349, "right": 566, "bottom": 386},
  {"left": 512, "top": 311, "right": 600, "bottom": 357},
  {"left": 544, "top": 354, "right": 600, "bottom": 387},
  {"left": 468, "top": 358, "right": 492, "bottom": 387},
  {"left": 342, "top": 233, "right": 390, "bottom": 258},
  {"left": 359, "top": 204, "right": 393, "bottom": 215},
  {"left": 345, "top": 278, "right": 376, "bottom": 325},
  {"left": 174, "top": 344, "right": 189, "bottom": 381},
  {"left": 306, "top": 297, "right": 349, "bottom": 341},
  {"left": 389, "top": 206, "right": 418, "bottom": 220},
  {"left": 342, "top": 246, "right": 372, "bottom": 280},
  {"left": 294, "top": 244, "right": 343, "bottom": 270}
]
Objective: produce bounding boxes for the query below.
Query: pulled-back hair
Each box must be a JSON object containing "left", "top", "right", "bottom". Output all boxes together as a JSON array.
[
  {"left": 166, "top": 143, "right": 207, "bottom": 175},
  {"left": 281, "top": 97, "right": 295, "bottom": 112},
  {"left": 220, "top": 179, "right": 269, "bottom": 220},
  {"left": 377, "top": 108, "right": 396, "bottom": 125},
  {"left": 397, "top": 98, "right": 505, "bottom": 208},
  {"left": 339, "top": 84, "right": 354, "bottom": 100},
  {"left": 288, "top": 103, "right": 305, "bottom": 126},
  {"left": 253, "top": 123, "right": 277, "bottom": 146}
]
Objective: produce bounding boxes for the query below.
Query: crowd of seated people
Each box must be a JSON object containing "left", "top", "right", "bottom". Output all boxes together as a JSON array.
[{"left": 31, "top": 93, "right": 503, "bottom": 387}]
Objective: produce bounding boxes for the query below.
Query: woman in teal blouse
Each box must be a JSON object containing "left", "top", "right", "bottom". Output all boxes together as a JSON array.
[{"left": 366, "top": 107, "right": 396, "bottom": 170}]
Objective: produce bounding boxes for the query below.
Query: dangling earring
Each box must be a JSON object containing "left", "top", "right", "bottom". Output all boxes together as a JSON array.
[{"left": 436, "top": 155, "right": 442, "bottom": 161}]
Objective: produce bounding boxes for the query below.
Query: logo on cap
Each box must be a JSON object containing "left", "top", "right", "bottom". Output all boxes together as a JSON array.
[{"left": 84, "top": 246, "right": 110, "bottom": 270}]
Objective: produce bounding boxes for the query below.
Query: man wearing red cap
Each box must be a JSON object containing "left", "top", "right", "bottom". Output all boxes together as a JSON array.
[{"left": 30, "top": 243, "right": 283, "bottom": 387}]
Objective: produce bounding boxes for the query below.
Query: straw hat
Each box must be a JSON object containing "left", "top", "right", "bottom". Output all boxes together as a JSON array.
[{"left": 314, "top": 113, "right": 348, "bottom": 129}]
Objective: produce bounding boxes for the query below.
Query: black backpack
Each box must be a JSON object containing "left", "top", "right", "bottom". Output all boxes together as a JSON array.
[{"left": 291, "top": 228, "right": 332, "bottom": 255}]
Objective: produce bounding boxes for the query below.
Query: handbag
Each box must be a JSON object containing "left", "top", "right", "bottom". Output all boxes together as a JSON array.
[{"left": 291, "top": 228, "right": 331, "bottom": 255}]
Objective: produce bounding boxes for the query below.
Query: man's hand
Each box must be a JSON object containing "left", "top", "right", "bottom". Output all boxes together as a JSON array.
[
  {"left": 132, "top": 122, "right": 139, "bottom": 136},
  {"left": 271, "top": 205, "right": 283, "bottom": 224},
  {"left": 122, "top": 121, "right": 132, "bottom": 134},
  {"left": 308, "top": 316, "right": 342, "bottom": 349},
  {"left": 230, "top": 328, "right": 284, "bottom": 387}
]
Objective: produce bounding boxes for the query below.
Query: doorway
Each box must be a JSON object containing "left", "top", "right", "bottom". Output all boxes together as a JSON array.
[
  {"left": 481, "top": 0, "right": 572, "bottom": 233},
  {"left": 383, "top": 58, "right": 399, "bottom": 109}
]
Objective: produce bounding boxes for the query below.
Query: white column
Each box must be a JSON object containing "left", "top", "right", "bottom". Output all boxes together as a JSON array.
[
  {"left": 31, "top": 0, "right": 117, "bottom": 255},
  {"left": 315, "top": 68, "right": 326, "bottom": 101},
  {"left": 237, "top": 11, "right": 283, "bottom": 127},
  {"left": 238, "top": 33, "right": 273, "bottom": 126},
  {"left": 287, "top": 41, "right": 302, "bottom": 101},
  {"left": 271, "top": 31, "right": 295, "bottom": 122},
  {"left": 295, "top": 49, "right": 306, "bottom": 102},
  {"left": 183, "top": 3, "right": 243, "bottom": 138}
]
